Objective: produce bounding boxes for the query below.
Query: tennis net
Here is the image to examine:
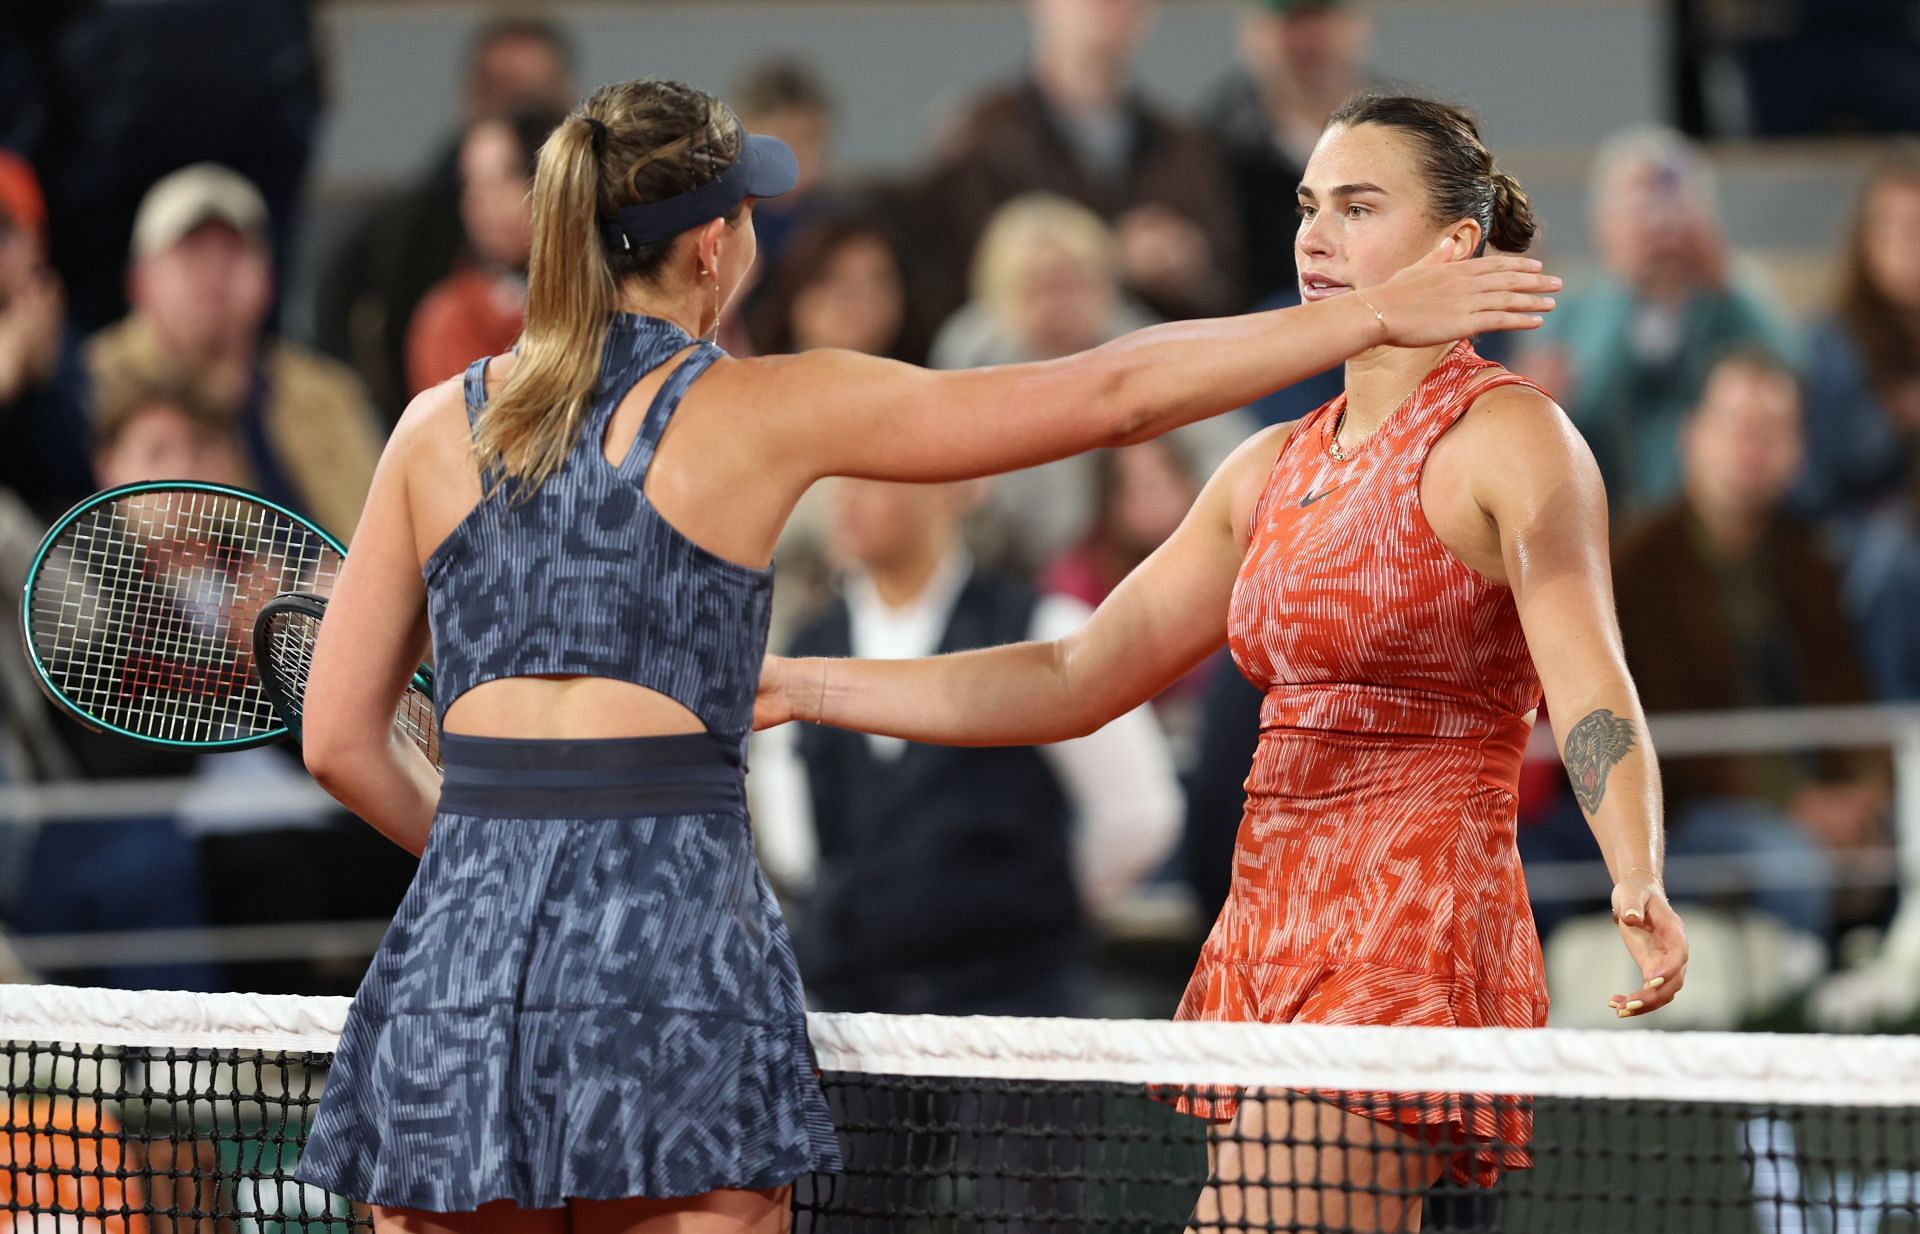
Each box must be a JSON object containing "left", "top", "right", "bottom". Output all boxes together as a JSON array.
[{"left": 2, "top": 984, "right": 1917, "bottom": 1233}]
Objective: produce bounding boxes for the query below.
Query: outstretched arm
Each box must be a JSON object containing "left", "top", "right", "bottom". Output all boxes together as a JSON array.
[
  {"left": 760, "top": 248, "right": 1555, "bottom": 487},
  {"left": 757, "top": 427, "right": 1283, "bottom": 745},
  {"left": 1469, "top": 387, "right": 1687, "bottom": 1018}
]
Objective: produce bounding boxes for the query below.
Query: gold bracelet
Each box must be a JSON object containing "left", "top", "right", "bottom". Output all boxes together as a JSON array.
[{"left": 1352, "top": 290, "right": 1388, "bottom": 341}]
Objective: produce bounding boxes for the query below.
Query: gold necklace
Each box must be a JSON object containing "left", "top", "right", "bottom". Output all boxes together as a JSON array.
[{"left": 1327, "top": 408, "right": 1353, "bottom": 462}]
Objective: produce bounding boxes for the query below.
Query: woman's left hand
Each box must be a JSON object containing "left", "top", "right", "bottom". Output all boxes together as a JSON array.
[{"left": 1607, "top": 872, "right": 1688, "bottom": 1018}]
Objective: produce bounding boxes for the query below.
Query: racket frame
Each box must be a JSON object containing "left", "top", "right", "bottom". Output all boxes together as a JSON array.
[
  {"left": 20, "top": 480, "right": 349, "bottom": 751},
  {"left": 252, "top": 590, "right": 435, "bottom": 747}
]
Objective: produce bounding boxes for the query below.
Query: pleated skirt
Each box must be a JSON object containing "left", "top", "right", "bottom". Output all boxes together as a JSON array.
[{"left": 295, "top": 732, "right": 842, "bottom": 1212}]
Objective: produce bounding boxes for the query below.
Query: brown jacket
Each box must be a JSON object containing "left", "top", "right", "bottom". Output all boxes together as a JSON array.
[
  {"left": 1612, "top": 500, "right": 1884, "bottom": 812},
  {"left": 919, "top": 78, "right": 1245, "bottom": 320},
  {"left": 87, "top": 315, "right": 385, "bottom": 541}
]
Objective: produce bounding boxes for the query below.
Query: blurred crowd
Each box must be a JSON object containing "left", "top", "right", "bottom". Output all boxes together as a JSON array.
[{"left": 0, "top": 0, "right": 1918, "bottom": 1021}]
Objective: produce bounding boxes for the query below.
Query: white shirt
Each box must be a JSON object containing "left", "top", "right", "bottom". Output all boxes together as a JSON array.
[{"left": 749, "top": 553, "right": 1182, "bottom": 923}]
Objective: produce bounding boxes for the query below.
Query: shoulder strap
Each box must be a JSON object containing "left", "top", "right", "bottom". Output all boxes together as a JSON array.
[
  {"left": 619, "top": 342, "right": 724, "bottom": 480},
  {"left": 460, "top": 356, "right": 504, "bottom": 490},
  {"left": 460, "top": 356, "right": 490, "bottom": 429},
  {"left": 1402, "top": 359, "right": 1551, "bottom": 457},
  {"left": 1460, "top": 369, "right": 1550, "bottom": 407}
]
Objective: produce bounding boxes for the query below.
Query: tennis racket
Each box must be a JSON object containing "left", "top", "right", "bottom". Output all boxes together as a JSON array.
[
  {"left": 21, "top": 482, "right": 347, "bottom": 750},
  {"left": 254, "top": 592, "right": 440, "bottom": 771}
]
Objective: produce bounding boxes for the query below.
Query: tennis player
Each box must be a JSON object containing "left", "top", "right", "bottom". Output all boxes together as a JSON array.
[
  {"left": 291, "top": 76, "right": 1557, "bottom": 1234},
  {"left": 756, "top": 94, "right": 1689, "bottom": 1234}
]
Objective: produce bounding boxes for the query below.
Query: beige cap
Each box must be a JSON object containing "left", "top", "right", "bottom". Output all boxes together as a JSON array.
[{"left": 129, "top": 163, "right": 269, "bottom": 261}]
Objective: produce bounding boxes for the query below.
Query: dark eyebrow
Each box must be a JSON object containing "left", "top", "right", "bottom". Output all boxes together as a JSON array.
[{"left": 1296, "top": 182, "right": 1389, "bottom": 200}]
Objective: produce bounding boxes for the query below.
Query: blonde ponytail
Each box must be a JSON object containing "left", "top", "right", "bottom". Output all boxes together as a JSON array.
[
  {"left": 468, "top": 79, "right": 743, "bottom": 499},
  {"left": 473, "top": 113, "right": 617, "bottom": 497}
]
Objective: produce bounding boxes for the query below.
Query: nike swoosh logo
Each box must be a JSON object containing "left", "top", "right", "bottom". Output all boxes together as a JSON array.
[{"left": 1299, "top": 485, "right": 1343, "bottom": 507}]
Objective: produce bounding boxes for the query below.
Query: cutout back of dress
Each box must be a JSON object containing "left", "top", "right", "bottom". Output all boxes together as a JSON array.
[{"left": 422, "top": 313, "right": 773, "bottom": 741}]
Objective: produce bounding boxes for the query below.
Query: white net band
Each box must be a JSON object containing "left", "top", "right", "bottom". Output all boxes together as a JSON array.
[{"left": 3, "top": 983, "right": 1916, "bottom": 1106}]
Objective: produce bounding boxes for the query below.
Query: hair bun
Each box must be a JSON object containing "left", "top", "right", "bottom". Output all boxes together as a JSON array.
[{"left": 1489, "top": 169, "right": 1538, "bottom": 253}]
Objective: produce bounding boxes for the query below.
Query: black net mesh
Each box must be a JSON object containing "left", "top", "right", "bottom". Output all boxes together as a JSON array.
[
  {"left": 2, "top": 1003, "right": 1917, "bottom": 1233},
  {"left": 794, "top": 1073, "right": 1920, "bottom": 1232},
  {"left": 2, "top": 1039, "right": 353, "bottom": 1232}
]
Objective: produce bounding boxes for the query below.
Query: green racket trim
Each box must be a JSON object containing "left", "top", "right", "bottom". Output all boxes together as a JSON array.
[{"left": 20, "top": 481, "right": 349, "bottom": 751}]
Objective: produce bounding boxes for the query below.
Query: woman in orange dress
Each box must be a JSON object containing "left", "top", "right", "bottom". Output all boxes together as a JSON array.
[{"left": 756, "top": 94, "right": 1689, "bottom": 1233}]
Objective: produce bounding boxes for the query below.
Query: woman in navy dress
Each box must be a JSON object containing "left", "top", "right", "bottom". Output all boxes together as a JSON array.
[{"left": 290, "top": 76, "right": 1557, "bottom": 1234}]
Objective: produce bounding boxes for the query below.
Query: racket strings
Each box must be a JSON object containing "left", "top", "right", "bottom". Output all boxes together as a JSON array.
[
  {"left": 258, "top": 605, "right": 440, "bottom": 770},
  {"left": 28, "top": 489, "right": 342, "bottom": 744}
]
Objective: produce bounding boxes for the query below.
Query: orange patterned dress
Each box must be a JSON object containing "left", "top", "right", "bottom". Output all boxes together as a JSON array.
[{"left": 1174, "top": 340, "right": 1552, "bottom": 1185}]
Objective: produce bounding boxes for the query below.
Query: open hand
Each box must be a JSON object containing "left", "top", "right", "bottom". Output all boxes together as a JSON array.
[
  {"left": 1606, "top": 872, "right": 1688, "bottom": 1018},
  {"left": 1362, "top": 237, "right": 1561, "bottom": 347}
]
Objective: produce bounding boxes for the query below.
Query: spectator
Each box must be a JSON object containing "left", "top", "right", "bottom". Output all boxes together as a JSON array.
[
  {"left": 87, "top": 164, "right": 384, "bottom": 540},
  {"left": 1178, "top": 649, "right": 1262, "bottom": 924},
  {"left": 1201, "top": 0, "right": 1375, "bottom": 306},
  {"left": 1834, "top": 152, "right": 1920, "bottom": 696},
  {"left": 1042, "top": 437, "right": 1211, "bottom": 737},
  {"left": 750, "top": 212, "right": 930, "bottom": 651},
  {"left": 1041, "top": 438, "right": 1197, "bottom": 610},
  {"left": 1801, "top": 142, "right": 1920, "bottom": 531},
  {"left": 1848, "top": 472, "right": 1920, "bottom": 702},
  {"left": 0, "top": 150, "right": 93, "bottom": 520},
  {"left": 734, "top": 56, "right": 839, "bottom": 285},
  {"left": 931, "top": 194, "right": 1249, "bottom": 570},
  {"left": 405, "top": 107, "right": 563, "bottom": 396},
  {"left": 919, "top": 0, "right": 1243, "bottom": 321},
  {"left": 1604, "top": 348, "right": 1888, "bottom": 945},
  {"left": 747, "top": 213, "right": 916, "bottom": 362},
  {"left": 1674, "top": 0, "right": 1920, "bottom": 139},
  {"left": 0, "top": 378, "right": 239, "bottom": 994},
  {"left": 89, "top": 375, "right": 245, "bottom": 491},
  {"left": 1519, "top": 126, "right": 1798, "bottom": 519},
  {"left": 0, "top": 0, "right": 323, "bottom": 334},
  {"left": 753, "top": 477, "right": 1182, "bottom": 1017},
  {"left": 314, "top": 15, "right": 577, "bottom": 421}
]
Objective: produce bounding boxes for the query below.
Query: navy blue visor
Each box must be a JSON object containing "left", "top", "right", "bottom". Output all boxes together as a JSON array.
[{"left": 599, "top": 133, "right": 798, "bottom": 252}]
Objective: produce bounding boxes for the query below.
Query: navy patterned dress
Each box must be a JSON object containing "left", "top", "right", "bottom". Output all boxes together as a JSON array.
[{"left": 296, "top": 313, "right": 842, "bottom": 1211}]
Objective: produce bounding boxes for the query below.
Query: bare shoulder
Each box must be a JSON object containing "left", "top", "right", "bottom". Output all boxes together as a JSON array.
[
  {"left": 1458, "top": 379, "right": 1594, "bottom": 471},
  {"left": 385, "top": 364, "right": 492, "bottom": 515},
  {"left": 1452, "top": 373, "right": 1607, "bottom": 522},
  {"left": 388, "top": 370, "right": 473, "bottom": 469}
]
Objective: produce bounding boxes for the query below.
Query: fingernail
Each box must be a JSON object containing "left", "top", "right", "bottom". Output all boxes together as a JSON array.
[
  {"left": 1623, "top": 912, "right": 1642, "bottom": 924},
  {"left": 1627, "top": 1000, "right": 1644, "bottom": 1010},
  {"left": 1616, "top": 1008, "right": 1631, "bottom": 1018},
  {"left": 1649, "top": 977, "right": 1665, "bottom": 988}
]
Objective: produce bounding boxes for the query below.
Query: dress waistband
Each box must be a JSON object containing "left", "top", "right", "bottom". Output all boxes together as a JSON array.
[{"left": 436, "top": 731, "right": 744, "bottom": 819}]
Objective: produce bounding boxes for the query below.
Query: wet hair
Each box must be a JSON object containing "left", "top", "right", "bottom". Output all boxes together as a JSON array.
[
  {"left": 474, "top": 78, "right": 745, "bottom": 497},
  {"left": 1326, "top": 93, "right": 1537, "bottom": 254},
  {"left": 1837, "top": 140, "right": 1920, "bottom": 404}
]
